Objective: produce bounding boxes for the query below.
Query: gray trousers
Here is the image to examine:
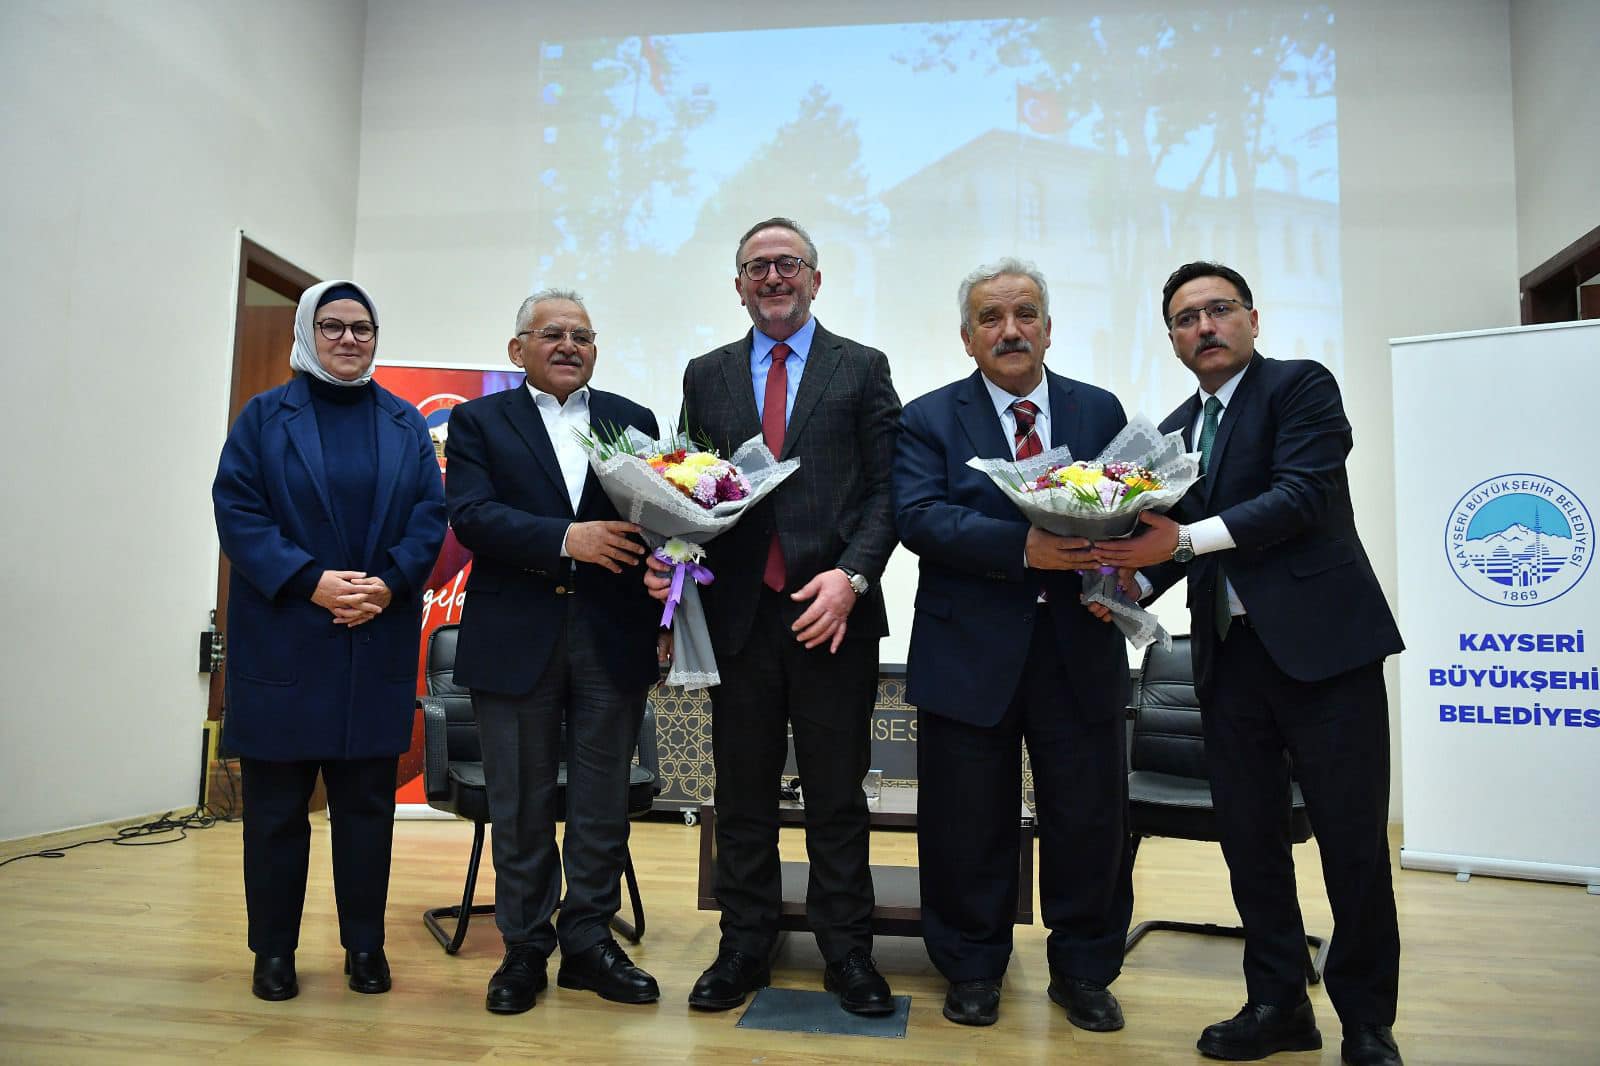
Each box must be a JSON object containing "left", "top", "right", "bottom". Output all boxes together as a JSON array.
[{"left": 472, "top": 613, "right": 646, "bottom": 958}]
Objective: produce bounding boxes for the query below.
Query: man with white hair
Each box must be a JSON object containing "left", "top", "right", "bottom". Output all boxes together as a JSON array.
[
  {"left": 446, "top": 289, "right": 662, "bottom": 1015},
  {"left": 892, "top": 258, "right": 1134, "bottom": 1030}
]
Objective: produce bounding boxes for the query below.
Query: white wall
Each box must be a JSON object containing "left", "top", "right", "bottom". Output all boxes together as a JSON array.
[
  {"left": 1510, "top": 0, "right": 1600, "bottom": 275},
  {"left": 0, "top": 0, "right": 366, "bottom": 841}
]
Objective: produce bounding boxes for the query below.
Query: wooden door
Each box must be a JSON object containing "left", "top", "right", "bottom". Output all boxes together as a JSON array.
[{"left": 207, "top": 239, "right": 319, "bottom": 724}]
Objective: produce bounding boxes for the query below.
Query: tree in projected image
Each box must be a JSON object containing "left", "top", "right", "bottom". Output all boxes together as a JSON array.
[
  {"left": 899, "top": 9, "right": 1336, "bottom": 407},
  {"left": 534, "top": 36, "right": 712, "bottom": 311},
  {"left": 686, "top": 84, "right": 878, "bottom": 295}
]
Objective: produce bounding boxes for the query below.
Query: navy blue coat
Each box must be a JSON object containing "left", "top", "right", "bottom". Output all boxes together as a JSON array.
[
  {"left": 893, "top": 368, "right": 1131, "bottom": 726},
  {"left": 213, "top": 375, "right": 447, "bottom": 760}
]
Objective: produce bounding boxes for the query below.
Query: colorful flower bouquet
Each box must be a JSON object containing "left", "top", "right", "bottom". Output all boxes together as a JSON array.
[
  {"left": 966, "top": 415, "right": 1202, "bottom": 649},
  {"left": 581, "top": 424, "right": 799, "bottom": 689}
]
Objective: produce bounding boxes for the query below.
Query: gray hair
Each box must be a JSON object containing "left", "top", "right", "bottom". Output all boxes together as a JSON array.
[
  {"left": 515, "top": 287, "right": 586, "bottom": 334},
  {"left": 735, "top": 217, "right": 819, "bottom": 272},
  {"left": 958, "top": 258, "right": 1050, "bottom": 330}
]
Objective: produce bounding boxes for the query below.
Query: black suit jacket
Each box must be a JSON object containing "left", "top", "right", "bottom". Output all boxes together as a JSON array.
[
  {"left": 894, "top": 368, "right": 1131, "bottom": 726},
  {"left": 444, "top": 382, "right": 661, "bottom": 695},
  {"left": 680, "top": 321, "right": 902, "bottom": 657},
  {"left": 1146, "top": 353, "right": 1404, "bottom": 693}
]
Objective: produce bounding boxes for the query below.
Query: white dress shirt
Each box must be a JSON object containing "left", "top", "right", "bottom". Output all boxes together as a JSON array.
[{"left": 525, "top": 381, "right": 591, "bottom": 556}]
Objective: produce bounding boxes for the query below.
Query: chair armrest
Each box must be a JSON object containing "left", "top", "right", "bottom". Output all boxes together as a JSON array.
[
  {"left": 420, "top": 696, "right": 450, "bottom": 802},
  {"left": 636, "top": 699, "right": 661, "bottom": 792}
]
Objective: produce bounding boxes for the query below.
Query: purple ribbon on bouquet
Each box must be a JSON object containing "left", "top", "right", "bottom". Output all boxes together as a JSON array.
[{"left": 654, "top": 545, "right": 714, "bottom": 627}]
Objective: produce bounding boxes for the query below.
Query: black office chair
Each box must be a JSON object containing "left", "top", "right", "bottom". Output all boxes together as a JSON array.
[
  {"left": 1124, "top": 635, "right": 1327, "bottom": 983},
  {"left": 420, "top": 622, "right": 661, "bottom": 954}
]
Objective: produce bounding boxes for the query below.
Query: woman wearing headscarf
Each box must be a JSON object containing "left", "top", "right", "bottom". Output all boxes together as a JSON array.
[{"left": 213, "top": 280, "right": 447, "bottom": 1001}]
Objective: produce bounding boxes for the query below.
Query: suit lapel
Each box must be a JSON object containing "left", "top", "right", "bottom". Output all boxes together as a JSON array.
[
  {"left": 504, "top": 381, "right": 573, "bottom": 516},
  {"left": 1201, "top": 353, "right": 1263, "bottom": 507},
  {"left": 1046, "top": 370, "right": 1081, "bottom": 454},
  {"left": 782, "top": 323, "right": 840, "bottom": 457},
  {"left": 360, "top": 386, "right": 412, "bottom": 565},
  {"left": 280, "top": 377, "right": 352, "bottom": 558},
  {"left": 714, "top": 335, "right": 763, "bottom": 448},
  {"left": 956, "top": 370, "right": 1012, "bottom": 460}
]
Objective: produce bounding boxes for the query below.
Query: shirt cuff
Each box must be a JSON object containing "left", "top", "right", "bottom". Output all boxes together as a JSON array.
[
  {"left": 1134, "top": 572, "right": 1154, "bottom": 600},
  {"left": 559, "top": 523, "right": 573, "bottom": 559},
  {"left": 1187, "top": 515, "right": 1236, "bottom": 556}
]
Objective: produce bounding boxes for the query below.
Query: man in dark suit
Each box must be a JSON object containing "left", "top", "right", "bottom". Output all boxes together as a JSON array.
[
  {"left": 646, "top": 217, "right": 901, "bottom": 1014},
  {"left": 445, "top": 289, "right": 664, "bottom": 1015},
  {"left": 1096, "top": 262, "right": 1405, "bottom": 1066},
  {"left": 893, "top": 258, "right": 1133, "bottom": 1031}
]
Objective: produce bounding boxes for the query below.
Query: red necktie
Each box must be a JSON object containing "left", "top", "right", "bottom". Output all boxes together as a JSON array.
[
  {"left": 762, "top": 343, "right": 791, "bottom": 592},
  {"left": 1012, "top": 399, "right": 1042, "bottom": 459}
]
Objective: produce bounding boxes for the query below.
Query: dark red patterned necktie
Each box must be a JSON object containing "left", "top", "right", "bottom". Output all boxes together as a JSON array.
[
  {"left": 761, "top": 343, "right": 791, "bottom": 592},
  {"left": 1011, "top": 399, "right": 1042, "bottom": 459}
]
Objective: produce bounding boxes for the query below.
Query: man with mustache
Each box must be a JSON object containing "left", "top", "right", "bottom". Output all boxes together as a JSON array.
[
  {"left": 446, "top": 290, "right": 664, "bottom": 1014},
  {"left": 1096, "top": 262, "right": 1404, "bottom": 1066},
  {"left": 647, "top": 217, "right": 902, "bottom": 1015},
  {"left": 891, "top": 258, "right": 1134, "bottom": 1030}
]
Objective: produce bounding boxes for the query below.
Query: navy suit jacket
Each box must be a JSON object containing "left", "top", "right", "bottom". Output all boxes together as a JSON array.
[
  {"left": 213, "top": 375, "right": 447, "bottom": 760},
  {"left": 680, "top": 322, "right": 902, "bottom": 657},
  {"left": 1145, "top": 353, "right": 1404, "bottom": 693},
  {"left": 444, "top": 382, "right": 661, "bottom": 696},
  {"left": 893, "top": 368, "right": 1131, "bottom": 727}
]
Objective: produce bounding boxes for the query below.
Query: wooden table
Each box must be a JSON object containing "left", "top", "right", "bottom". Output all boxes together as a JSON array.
[{"left": 696, "top": 785, "right": 1034, "bottom": 937}]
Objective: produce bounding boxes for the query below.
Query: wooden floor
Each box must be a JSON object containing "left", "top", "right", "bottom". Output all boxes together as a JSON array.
[{"left": 1, "top": 812, "right": 1595, "bottom": 1064}]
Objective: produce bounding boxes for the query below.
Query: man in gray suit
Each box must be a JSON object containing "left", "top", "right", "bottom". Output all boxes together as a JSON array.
[{"left": 647, "top": 217, "right": 902, "bottom": 1014}]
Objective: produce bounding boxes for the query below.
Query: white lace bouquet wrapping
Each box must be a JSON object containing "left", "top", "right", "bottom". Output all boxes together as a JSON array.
[
  {"left": 582, "top": 425, "right": 800, "bottom": 689},
  {"left": 965, "top": 415, "right": 1201, "bottom": 650}
]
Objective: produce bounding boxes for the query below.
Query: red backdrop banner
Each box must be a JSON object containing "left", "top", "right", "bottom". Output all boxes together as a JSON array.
[{"left": 371, "top": 364, "right": 521, "bottom": 805}]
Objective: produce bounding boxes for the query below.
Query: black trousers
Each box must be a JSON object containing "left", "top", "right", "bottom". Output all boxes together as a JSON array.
[
  {"left": 472, "top": 611, "right": 646, "bottom": 958},
  {"left": 917, "top": 604, "right": 1132, "bottom": 986},
  {"left": 239, "top": 755, "right": 398, "bottom": 956},
  {"left": 710, "top": 588, "right": 879, "bottom": 963},
  {"left": 1204, "top": 623, "right": 1400, "bottom": 1026}
]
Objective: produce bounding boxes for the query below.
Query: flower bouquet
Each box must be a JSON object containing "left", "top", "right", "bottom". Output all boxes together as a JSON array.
[
  {"left": 581, "top": 423, "right": 800, "bottom": 689},
  {"left": 965, "top": 415, "right": 1202, "bottom": 649}
]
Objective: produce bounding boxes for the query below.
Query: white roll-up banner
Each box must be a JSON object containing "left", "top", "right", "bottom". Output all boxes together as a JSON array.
[{"left": 1391, "top": 320, "right": 1600, "bottom": 887}]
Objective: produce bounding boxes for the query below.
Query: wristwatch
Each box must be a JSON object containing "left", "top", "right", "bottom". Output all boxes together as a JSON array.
[
  {"left": 838, "top": 567, "right": 870, "bottom": 596},
  {"left": 1172, "top": 525, "right": 1196, "bottom": 564}
]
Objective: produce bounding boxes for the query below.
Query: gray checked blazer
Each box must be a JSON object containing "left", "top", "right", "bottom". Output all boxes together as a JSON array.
[{"left": 680, "top": 321, "right": 902, "bottom": 658}]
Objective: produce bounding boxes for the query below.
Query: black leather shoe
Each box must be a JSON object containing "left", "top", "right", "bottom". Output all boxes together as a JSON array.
[
  {"left": 824, "top": 948, "right": 894, "bottom": 1016},
  {"left": 486, "top": 944, "right": 548, "bottom": 1014},
  {"left": 251, "top": 953, "right": 297, "bottom": 1002},
  {"left": 1197, "top": 999, "right": 1322, "bottom": 1060},
  {"left": 1047, "top": 975, "right": 1125, "bottom": 1032},
  {"left": 556, "top": 937, "right": 659, "bottom": 1004},
  {"left": 1342, "top": 1023, "right": 1403, "bottom": 1066},
  {"left": 943, "top": 979, "right": 1001, "bottom": 1026},
  {"left": 688, "top": 949, "right": 770, "bottom": 1011},
  {"left": 344, "top": 948, "right": 391, "bottom": 994}
]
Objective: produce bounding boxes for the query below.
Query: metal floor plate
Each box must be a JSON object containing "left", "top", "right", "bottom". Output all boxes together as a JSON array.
[{"left": 735, "top": 987, "right": 911, "bottom": 1039}]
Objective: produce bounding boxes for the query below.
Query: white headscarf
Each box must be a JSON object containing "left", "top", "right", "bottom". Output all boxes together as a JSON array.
[{"left": 289, "top": 279, "right": 380, "bottom": 387}]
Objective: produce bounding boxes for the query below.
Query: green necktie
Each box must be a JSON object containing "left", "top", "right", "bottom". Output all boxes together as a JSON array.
[
  {"left": 1199, "top": 395, "right": 1222, "bottom": 473},
  {"left": 1199, "top": 396, "right": 1231, "bottom": 639}
]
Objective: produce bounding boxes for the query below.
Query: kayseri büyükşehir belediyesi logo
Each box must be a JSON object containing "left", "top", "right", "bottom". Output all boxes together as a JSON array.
[{"left": 1446, "top": 473, "right": 1593, "bottom": 606}]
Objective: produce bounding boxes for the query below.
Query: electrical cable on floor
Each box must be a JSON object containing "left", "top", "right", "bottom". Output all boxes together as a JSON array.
[{"left": 1, "top": 759, "right": 243, "bottom": 869}]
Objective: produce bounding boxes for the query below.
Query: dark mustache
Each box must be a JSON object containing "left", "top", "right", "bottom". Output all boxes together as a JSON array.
[
  {"left": 1195, "top": 336, "right": 1226, "bottom": 353},
  {"left": 991, "top": 338, "right": 1033, "bottom": 357}
]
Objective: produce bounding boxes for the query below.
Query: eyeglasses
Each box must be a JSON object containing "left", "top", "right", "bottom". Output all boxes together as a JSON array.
[
  {"left": 739, "top": 256, "right": 810, "bottom": 281},
  {"left": 1167, "top": 298, "right": 1249, "bottom": 331},
  {"left": 517, "top": 327, "right": 597, "bottom": 348},
  {"left": 316, "top": 318, "right": 377, "bottom": 342}
]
